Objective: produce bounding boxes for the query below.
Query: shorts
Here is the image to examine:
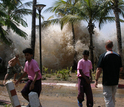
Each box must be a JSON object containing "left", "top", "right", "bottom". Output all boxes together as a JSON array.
[
  {"left": 7, "top": 65, "right": 17, "bottom": 74},
  {"left": 21, "top": 79, "right": 42, "bottom": 97}
]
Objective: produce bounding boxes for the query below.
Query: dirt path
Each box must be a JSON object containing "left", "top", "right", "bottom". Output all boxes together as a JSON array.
[
  {"left": 0, "top": 73, "right": 124, "bottom": 107},
  {"left": 0, "top": 82, "right": 124, "bottom": 107}
]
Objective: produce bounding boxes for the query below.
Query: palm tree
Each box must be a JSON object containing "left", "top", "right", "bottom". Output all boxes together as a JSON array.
[
  {"left": 43, "top": 0, "right": 117, "bottom": 71},
  {"left": 43, "top": 0, "right": 81, "bottom": 71},
  {"left": 114, "top": 0, "right": 122, "bottom": 57},
  {"left": 101, "top": 0, "right": 124, "bottom": 58},
  {"left": 63, "top": 0, "right": 113, "bottom": 70},
  {"left": 0, "top": 0, "right": 33, "bottom": 44},
  {"left": 78, "top": 0, "right": 112, "bottom": 70},
  {"left": 0, "top": 8, "right": 9, "bottom": 43},
  {"left": 80, "top": 0, "right": 99, "bottom": 70}
]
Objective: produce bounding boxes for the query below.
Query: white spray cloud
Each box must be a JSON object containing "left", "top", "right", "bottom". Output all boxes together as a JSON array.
[{"left": 0, "top": 23, "right": 123, "bottom": 69}]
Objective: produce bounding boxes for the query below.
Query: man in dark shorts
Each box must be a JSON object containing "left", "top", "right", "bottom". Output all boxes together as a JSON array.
[
  {"left": 7, "top": 65, "right": 17, "bottom": 74},
  {"left": 95, "top": 40, "right": 123, "bottom": 107},
  {"left": 15, "top": 48, "right": 42, "bottom": 106},
  {"left": 3, "top": 54, "right": 23, "bottom": 85}
]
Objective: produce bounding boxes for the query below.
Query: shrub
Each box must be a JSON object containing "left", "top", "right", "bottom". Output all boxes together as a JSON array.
[
  {"left": 57, "top": 68, "right": 72, "bottom": 81},
  {"left": 46, "top": 74, "right": 51, "bottom": 78}
]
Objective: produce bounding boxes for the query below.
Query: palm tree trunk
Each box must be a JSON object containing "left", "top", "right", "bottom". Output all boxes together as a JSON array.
[
  {"left": 114, "top": 0, "right": 122, "bottom": 58},
  {"left": 72, "top": 22, "right": 77, "bottom": 72},
  {"left": 89, "top": 32, "right": 94, "bottom": 71},
  {"left": 31, "top": 0, "right": 37, "bottom": 58},
  {"left": 88, "top": 21, "right": 94, "bottom": 71}
]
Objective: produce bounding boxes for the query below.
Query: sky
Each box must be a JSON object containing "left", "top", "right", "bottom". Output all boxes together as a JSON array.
[
  {"left": 22, "top": 0, "right": 55, "bottom": 29},
  {"left": 22, "top": 0, "right": 124, "bottom": 37}
]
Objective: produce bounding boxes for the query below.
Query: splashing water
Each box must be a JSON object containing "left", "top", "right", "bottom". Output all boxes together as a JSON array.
[{"left": 0, "top": 23, "right": 123, "bottom": 69}]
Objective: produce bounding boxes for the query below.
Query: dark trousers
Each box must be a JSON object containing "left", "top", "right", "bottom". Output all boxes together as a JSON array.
[
  {"left": 77, "top": 77, "right": 93, "bottom": 107},
  {"left": 21, "top": 79, "right": 42, "bottom": 97}
]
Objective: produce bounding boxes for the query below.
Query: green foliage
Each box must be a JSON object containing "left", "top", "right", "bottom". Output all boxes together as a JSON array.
[
  {"left": 42, "top": 66, "right": 73, "bottom": 81},
  {"left": 42, "top": 0, "right": 118, "bottom": 71},
  {"left": 56, "top": 67, "right": 72, "bottom": 80},
  {"left": 75, "top": 70, "right": 77, "bottom": 75},
  {"left": 0, "top": 0, "right": 33, "bottom": 44},
  {"left": 43, "top": 66, "right": 49, "bottom": 74},
  {"left": 46, "top": 74, "right": 51, "bottom": 78},
  {"left": 67, "top": 66, "right": 72, "bottom": 77},
  {"left": 4, "top": 104, "right": 11, "bottom": 107},
  {"left": 59, "top": 69, "right": 69, "bottom": 80},
  {"left": 56, "top": 73, "right": 61, "bottom": 79},
  {"left": 50, "top": 69, "right": 53, "bottom": 73},
  {"left": 43, "top": 0, "right": 81, "bottom": 29}
]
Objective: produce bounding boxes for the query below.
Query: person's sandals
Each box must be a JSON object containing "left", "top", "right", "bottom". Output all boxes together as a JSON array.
[{"left": 78, "top": 100, "right": 83, "bottom": 107}]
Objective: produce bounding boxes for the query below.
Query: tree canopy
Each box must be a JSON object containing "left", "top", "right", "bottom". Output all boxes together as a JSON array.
[{"left": 0, "top": 0, "right": 33, "bottom": 44}]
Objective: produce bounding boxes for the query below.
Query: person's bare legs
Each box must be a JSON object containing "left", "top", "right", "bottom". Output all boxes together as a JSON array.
[
  {"left": 3, "top": 73, "right": 9, "bottom": 85},
  {"left": 22, "top": 93, "right": 30, "bottom": 107},
  {"left": 13, "top": 73, "right": 17, "bottom": 82}
]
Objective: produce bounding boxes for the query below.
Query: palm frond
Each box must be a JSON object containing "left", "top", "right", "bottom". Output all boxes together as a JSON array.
[
  {"left": 47, "top": 15, "right": 54, "bottom": 20},
  {"left": 61, "top": 15, "right": 82, "bottom": 24},
  {"left": 42, "top": 18, "right": 61, "bottom": 28},
  {"left": 0, "top": 25, "right": 12, "bottom": 44},
  {"left": 43, "top": 7, "right": 54, "bottom": 13},
  {"left": 12, "top": 15, "right": 28, "bottom": 27},
  {"left": 5, "top": 19, "right": 28, "bottom": 38},
  {"left": 99, "top": 16, "right": 115, "bottom": 29},
  {"left": 119, "top": 18, "right": 124, "bottom": 22},
  {"left": 13, "top": 9, "right": 33, "bottom": 17},
  {"left": 17, "top": 1, "right": 33, "bottom": 9},
  {"left": 0, "top": 10, "right": 7, "bottom": 17}
]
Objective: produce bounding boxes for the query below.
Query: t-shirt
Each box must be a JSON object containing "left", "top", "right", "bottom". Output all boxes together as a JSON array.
[
  {"left": 97, "top": 51, "right": 122, "bottom": 86},
  {"left": 24, "top": 59, "right": 42, "bottom": 80},
  {"left": 77, "top": 58, "right": 92, "bottom": 77}
]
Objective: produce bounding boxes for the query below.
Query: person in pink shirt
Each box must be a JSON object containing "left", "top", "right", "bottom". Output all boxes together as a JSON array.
[
  {"left": 15, "top": 48, "right": 42, "bottom": 107},
  {"left": 77, "top": 50, "right": 93, "bottom": 107}
]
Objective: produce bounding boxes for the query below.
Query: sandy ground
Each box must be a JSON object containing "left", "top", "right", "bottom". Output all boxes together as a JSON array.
[{"left": 0, "top": 73, "right": 124, "bottom": 107}]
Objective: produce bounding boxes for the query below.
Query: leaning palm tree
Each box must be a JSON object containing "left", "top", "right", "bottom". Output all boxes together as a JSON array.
[{"left": 0, "top": 0, "right": 33, "bottom": 44}]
